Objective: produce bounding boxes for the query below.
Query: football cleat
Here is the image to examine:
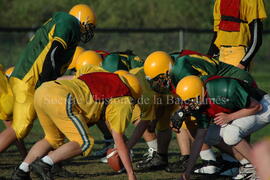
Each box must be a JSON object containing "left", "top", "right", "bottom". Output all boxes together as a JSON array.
[
  {"left": 136, "top": 148, "right": 155, "bottom": 165},
  {"left": 30, "top": 158, "right": 54, "bottom": 180},
  {"left": 193, "top": 160, "right": 221, "bottom": 174},
  {"left": 165, "top": 155, "right": 189, "bottom": 173},
  {"left": 136, "top": 151, "right": 168, "bottom": 171},
  {"left": 232, "top": 163, "right": 257, "bottom": 180},
  {"left": 51, "top": 162, "right": 77, "bottom": 178},
  {"left": 11, "top": 166, "right": 31, "bottom": 180}
]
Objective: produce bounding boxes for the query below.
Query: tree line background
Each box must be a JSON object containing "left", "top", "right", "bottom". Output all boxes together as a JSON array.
[{"left": 0, "top": 0, "right": 269, "bottom": 75}]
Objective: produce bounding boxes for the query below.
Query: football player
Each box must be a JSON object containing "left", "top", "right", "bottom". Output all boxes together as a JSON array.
[
  {"left": 0, "top": 66, "right": 27, "bottom": 157},
  {"left": 174, "top": 75, "right": 269, "bottom": 180},
  {"left": 142, "top": 50, "right": 257, "bottom": 173},
  {"left": 0, "top": 4, "right": 96, "bottom": 155},
  {"left": 12, "top": 68, "right": 141, "bottom": 180}
]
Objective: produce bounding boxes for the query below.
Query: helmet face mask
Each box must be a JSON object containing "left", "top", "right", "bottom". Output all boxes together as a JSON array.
[
  {"left": 80, "top": 23, "right": 95, "bottom": 43},
  {"left": 69, "top": 4, "right": 96, "bottom": 43},
  {"left": 146, "top": 72, "right": 172, "bottom": 94},
  {"left": 183, "top": 97, "right": 202, "bottom": 111}
]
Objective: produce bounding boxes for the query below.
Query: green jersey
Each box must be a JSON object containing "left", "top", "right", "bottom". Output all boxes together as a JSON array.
[
  {"left": 12, "top": 12, "right": 81, "bottom": 88},
  {"left": 169, "top": 51, "right": 255, "bottom": 87},
  {"left": 204, "top": 76, "right": 250, "bottom": 111},
  {"left": 195, "top": 76, "right": 266, "bottom": 128},
  {"left": 102, "top": 52, "right": 144, "bottom": 72}
]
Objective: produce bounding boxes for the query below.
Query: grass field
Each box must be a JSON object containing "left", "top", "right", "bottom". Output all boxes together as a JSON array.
[
  {"left": 0, "top": 122, "right": 233, "bottom": 180},
  {"left": 0, "top": 63, "right": 269, "bottom": 180}
]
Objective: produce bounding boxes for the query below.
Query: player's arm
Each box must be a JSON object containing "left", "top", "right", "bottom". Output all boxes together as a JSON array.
[
  {"left": 181, "top": 128, "right": 208, "bottom": 180},
  {"left": 106, "top": 97, "right": 136, "bottom": 179},
  {"left": 207, "top": 32, "right": 219, "bottom": 57},
  {"left": 171, "top": 108, "right": 210, "bottom": 180},
  {"left": 240, "top": 19, "right": 263, "bottom": 68},
  {"left": 207, "top": 0, "right": 220, "bottom": 57},
  {"left": 111, "top": 130, "right": 136, "bottom": 180},
  {"left": 39, "top": 41, "right": 66, "bottom": 84},
  {"left": 214, "top": 97, "right": 262, "bottom": 126},
  {"left": 126, "top": 120, "right": 150, "bottom": 149}
]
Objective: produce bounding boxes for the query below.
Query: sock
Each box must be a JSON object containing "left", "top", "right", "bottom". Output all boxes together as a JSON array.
[
  {"left": 41, "top": 156, "right": 54, "bottom": 166},
  {"left": 239, "top": 158, "right": 250, "bottom": 165},
  {"left": 221, "top": 153, "right": 238, "bottom": 162},
  {"left": 19, "top": 162, "right": 30, "bottom": 172},
  {"left": 146, "top": 139, "right": 158, "bottom": 151},
  {"left": 200, "top": 149, "right": 216, "bottom": 161}
]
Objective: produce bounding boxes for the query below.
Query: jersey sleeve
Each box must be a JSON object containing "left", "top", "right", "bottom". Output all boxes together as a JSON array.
[
  {"left": 130, "top": 67, "right": 157, "bottom": 121},
  {"left": 230, "top": 79, "right": 250, "bottom": 109},
  {"left": 213, "top": 0, "right": 221, "bottom": 32},
  {"left": 170, "top": 56, "right": 201, "bottom": 86},
  {"left": 245, "top": 0, "right": 267, "bottom": 23},
  {"left": 53, "top": 14, "right": 80, "bottom": 49},
  {"left": 105, "top": 97, "right": 134, "bottom": 134}
]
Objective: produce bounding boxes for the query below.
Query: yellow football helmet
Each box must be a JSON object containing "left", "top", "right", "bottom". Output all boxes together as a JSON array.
[
  {"left": 68, "top": 46, "right": 85, "bottom": 69},
  {"left": 176, "top": 75, "right": 205, "bottom": 101},
  {"left": 116, "top": 72, "right": 142, "bottom": 100},
  {"left": 75, "top": 50, "right": 103, "bottom": 71},
  {"left": 5, "top": 66, "right": 14, "bottom": 78},
  {"left": 144, "top": 51, "right": 173, "bottom": 79},
  {"left": 69, "top": 4, "right": 96, "bottom": 43}
]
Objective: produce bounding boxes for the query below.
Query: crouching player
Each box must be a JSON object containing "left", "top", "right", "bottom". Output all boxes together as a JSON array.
[
  {"left": 12, "top": 71, "right": 141, "bottom": 180},
  {"left": 171, "top": 75, "right": 270, "bottom": 180}
]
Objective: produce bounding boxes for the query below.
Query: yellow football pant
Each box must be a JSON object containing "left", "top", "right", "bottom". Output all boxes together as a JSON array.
[
  {"left": 181, "top": 116, "right": 197, "bottom": 130},
  {"left": 10, "top": 77, "right": 36, "bottom": 139},
  {"left": 34, "top": 81, "right": 94, "bottom": 156},
  {"left": 156, "top": 102, "right": 179, "bottom": 131},
  {"left": 0, "top": 73, "right": 13, "bottom": 121},
  {"left": 219, "top": 46, "right": 246, "bottom": 67}
]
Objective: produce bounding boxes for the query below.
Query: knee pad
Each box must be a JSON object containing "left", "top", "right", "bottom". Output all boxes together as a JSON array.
[{"left": 222, "top": 125, "right": 242, "bottom": 146}]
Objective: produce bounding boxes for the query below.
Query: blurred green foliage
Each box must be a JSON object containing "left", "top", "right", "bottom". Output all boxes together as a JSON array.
[
  {"left": 0, "top": 0, "right": 244, "bottom": 28},
  {"left": 0, "top": 0, "right": 269, "bottom": 29},
  {"left": 0, "top": 0, "right": 269, "bottom": 89}
]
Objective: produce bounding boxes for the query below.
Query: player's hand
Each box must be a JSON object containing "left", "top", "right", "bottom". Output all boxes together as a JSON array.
[
  {"left": 169, "top": 121, "right": 181, "bottom": 133},
  {"left": 214, "top": 112, "right": 232, "bottom": 126}
]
